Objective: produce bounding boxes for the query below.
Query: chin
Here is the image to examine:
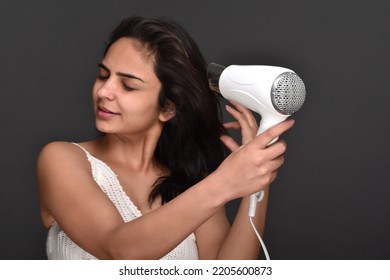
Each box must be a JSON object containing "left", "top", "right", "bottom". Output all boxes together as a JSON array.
[{"left": 95, "top": 122, "right": 114, "bottom": 134}]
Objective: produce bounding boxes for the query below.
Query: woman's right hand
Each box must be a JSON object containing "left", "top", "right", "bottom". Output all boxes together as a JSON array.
[{"left": 213, "top": 119, "right": 295, "bottom": 201}]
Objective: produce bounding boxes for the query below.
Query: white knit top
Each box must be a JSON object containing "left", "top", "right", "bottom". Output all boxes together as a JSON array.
[{"left": 46, "top": 143, "right": 199, "bottom": 260}]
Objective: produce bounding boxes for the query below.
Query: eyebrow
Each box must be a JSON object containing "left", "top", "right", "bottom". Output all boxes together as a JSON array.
[{"left": 98, "top": 63, "right": 145, "bottom": 83}]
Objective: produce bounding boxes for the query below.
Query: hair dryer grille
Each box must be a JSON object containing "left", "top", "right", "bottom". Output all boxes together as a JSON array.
[{"left": 271, "top": 72, "right": 306, "bottom": 115}]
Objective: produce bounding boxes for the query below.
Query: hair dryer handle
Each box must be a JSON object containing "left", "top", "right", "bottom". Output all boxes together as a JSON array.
[
  {"left": 257, "top": 113, "right": 289, "bottom": 144},
  {"left": 249, "top": 191, "right": 265, "bottom": 217},
  {"left": 248, "top": 114, "right": 289, "bottom": 217}
]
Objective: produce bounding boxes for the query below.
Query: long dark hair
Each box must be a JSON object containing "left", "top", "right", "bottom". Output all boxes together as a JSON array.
[{"left": 104, "top": 16, "right": 227, "bottom": 204}]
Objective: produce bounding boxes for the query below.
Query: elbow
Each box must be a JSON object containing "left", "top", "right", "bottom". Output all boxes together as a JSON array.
[
  {"left": 102, "top": 226, "right": 163, "bottom": 260},
  {"left": 105, "top": 238, "right": 137, "bottom": 260},
  {"left": 104, "top": 234, "right": 156, "bottom": 260},
  {"left": 99, "top": 226, "right": 138, "bottom": 259}
]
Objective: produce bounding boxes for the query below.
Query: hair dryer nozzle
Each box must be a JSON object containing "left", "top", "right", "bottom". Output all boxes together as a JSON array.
[
  {"left": 271, "top": 72, "right": 306, "bottom": 115},
  {"left": 207, "top": 63, "right": 226, "bottom": 96}
]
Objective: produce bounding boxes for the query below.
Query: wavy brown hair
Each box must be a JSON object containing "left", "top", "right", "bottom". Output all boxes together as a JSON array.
[{"left": 103, "top": 16, "right": 227, "bottom": 204}]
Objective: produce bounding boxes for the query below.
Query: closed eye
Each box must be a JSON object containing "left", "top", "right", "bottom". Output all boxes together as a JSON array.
[
  {"left": 97, "top": 74, "right": 109, "bottom": 80},
  {"left": 97, "top": 63, "right": 110, "bottom": 80},
  {"left": 122, "top": 82, "right": 136, "bottom": 91}
]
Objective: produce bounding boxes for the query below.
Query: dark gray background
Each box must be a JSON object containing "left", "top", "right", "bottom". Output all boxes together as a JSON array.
[{"left": 1, "top": 0, "right": 389, "bottom": 259}]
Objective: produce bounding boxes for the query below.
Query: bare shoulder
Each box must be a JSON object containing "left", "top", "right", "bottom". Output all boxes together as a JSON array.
[
  {"left": 37, "top": 141, "right": 91, "bottom": 172},
  {"left": 38, "top": 141, "right": 82, "bottom": 161},
  {"left": 36, "top": 140, "right": 95, "bottom": 185},
  {"left": 36, "top": 141, "right": 96, "bottom": 228}
]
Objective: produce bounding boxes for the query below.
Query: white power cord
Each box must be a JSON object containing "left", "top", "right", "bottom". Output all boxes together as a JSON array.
[
  {"left": 249, "top": 216, "right": 270, "bottom": 260},
  {"left": 248, "top": 190, "right": 270, "bottom": 260}
]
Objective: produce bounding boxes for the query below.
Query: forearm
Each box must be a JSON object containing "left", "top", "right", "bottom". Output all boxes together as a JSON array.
[
  {"left": 106, "top": 174, "right": 228, "bottom": 259},
  {"left": 217, "top": 186, "right": 269, "bottom": 260}
]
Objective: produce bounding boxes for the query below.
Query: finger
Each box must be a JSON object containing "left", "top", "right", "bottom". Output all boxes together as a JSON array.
[
  {"left": 223, "top": 121, "right": 241, "bottom": 130},
  {"left": 225, "top": 105, "right": 256, "bottom": 139},
  {"left": 270, "top": 154, "right": 285, "bottom": 170},
  {"left": 226, "top": 102, "right": 256, "bottom": 128},
  {"left": 225, "top": 104, "right": 247, "bottom": 123},
  {"left": 259, "top": 156, "right": 284, "bottom": 183},
  {"left": 265, "top": 139, "right": 287, "bottom": 156},
  {"left": 220, "top": 135, "right": 240, "bottom": 152},
  {"left": 257, "top": 140, "right": 287, "bottom": 164},
  {"left": 253, "top": 119, "right": 295, "bottom": 149},
  {"left": 228, "top": 101, "right": 258, "bottom": 129}
]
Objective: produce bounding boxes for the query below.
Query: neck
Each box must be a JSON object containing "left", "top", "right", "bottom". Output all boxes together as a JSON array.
[{"left": 97, "top": 130, "right": 162, "bottom": 173}]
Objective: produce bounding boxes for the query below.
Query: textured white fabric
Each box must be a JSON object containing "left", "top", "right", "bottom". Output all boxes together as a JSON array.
[{"left": 46, "top": 143, "right": 199, "bottom": 260}]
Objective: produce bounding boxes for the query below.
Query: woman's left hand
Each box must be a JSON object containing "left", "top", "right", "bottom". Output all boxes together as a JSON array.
[{"left": 220, "top": 100, "right": 258, "bottom": 152}]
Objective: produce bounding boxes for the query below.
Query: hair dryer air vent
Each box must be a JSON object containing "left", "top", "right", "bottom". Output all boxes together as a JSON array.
[{"left": 271, "top": 72, "right": 306, "bottom": 115}]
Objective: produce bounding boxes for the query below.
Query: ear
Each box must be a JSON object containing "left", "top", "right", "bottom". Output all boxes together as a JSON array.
[{"left": 159, "top": 101, "right": 176, "bottom": 122}]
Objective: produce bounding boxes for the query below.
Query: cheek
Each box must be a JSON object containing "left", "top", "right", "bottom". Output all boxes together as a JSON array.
[{"left": 122, "top": 97, "right": 161, "bottom": 122}]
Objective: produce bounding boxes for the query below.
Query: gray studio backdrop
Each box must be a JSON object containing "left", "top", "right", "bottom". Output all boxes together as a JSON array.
[{"left": 1, "top": 0, "right": 389, "bottom": 259}]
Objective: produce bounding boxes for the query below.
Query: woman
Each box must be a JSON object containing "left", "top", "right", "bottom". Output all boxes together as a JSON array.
[{"left": 36, "top": 16, "right": 294, "bottom": 260}]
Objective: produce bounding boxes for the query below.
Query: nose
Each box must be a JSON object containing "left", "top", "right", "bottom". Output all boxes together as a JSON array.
[{"left": 96, "top": 78, "right": 116, "bottom": 100}]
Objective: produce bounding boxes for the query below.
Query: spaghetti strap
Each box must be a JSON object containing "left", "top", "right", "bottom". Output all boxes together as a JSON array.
[
  {"left": 71, "top": 142, "right": 96, "bottom": 164},
  {"left": 71, "top": 142, "right": 90, "bottom": 155}
]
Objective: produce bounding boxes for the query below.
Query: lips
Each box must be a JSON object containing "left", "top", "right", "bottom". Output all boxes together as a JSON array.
[{"left": 97, "top": 105, "right": 119, "bottom": 117}]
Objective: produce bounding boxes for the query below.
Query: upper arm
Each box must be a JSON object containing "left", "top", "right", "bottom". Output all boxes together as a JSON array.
[
  {"left": 194, "top": 206, "right": 230, "bottom": 259},
  {"left": 36, "top": 142, "right": 123, "bottom": 258}
]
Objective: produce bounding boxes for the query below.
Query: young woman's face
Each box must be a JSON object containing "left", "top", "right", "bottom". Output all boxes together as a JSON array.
[{"left": 93, "top": 37, "right": 170, "bottom": 137}]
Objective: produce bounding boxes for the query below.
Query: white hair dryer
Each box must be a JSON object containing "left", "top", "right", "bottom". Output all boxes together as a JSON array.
[{"left": 207, "top": 63, "right": 306, "bottom": 217}]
